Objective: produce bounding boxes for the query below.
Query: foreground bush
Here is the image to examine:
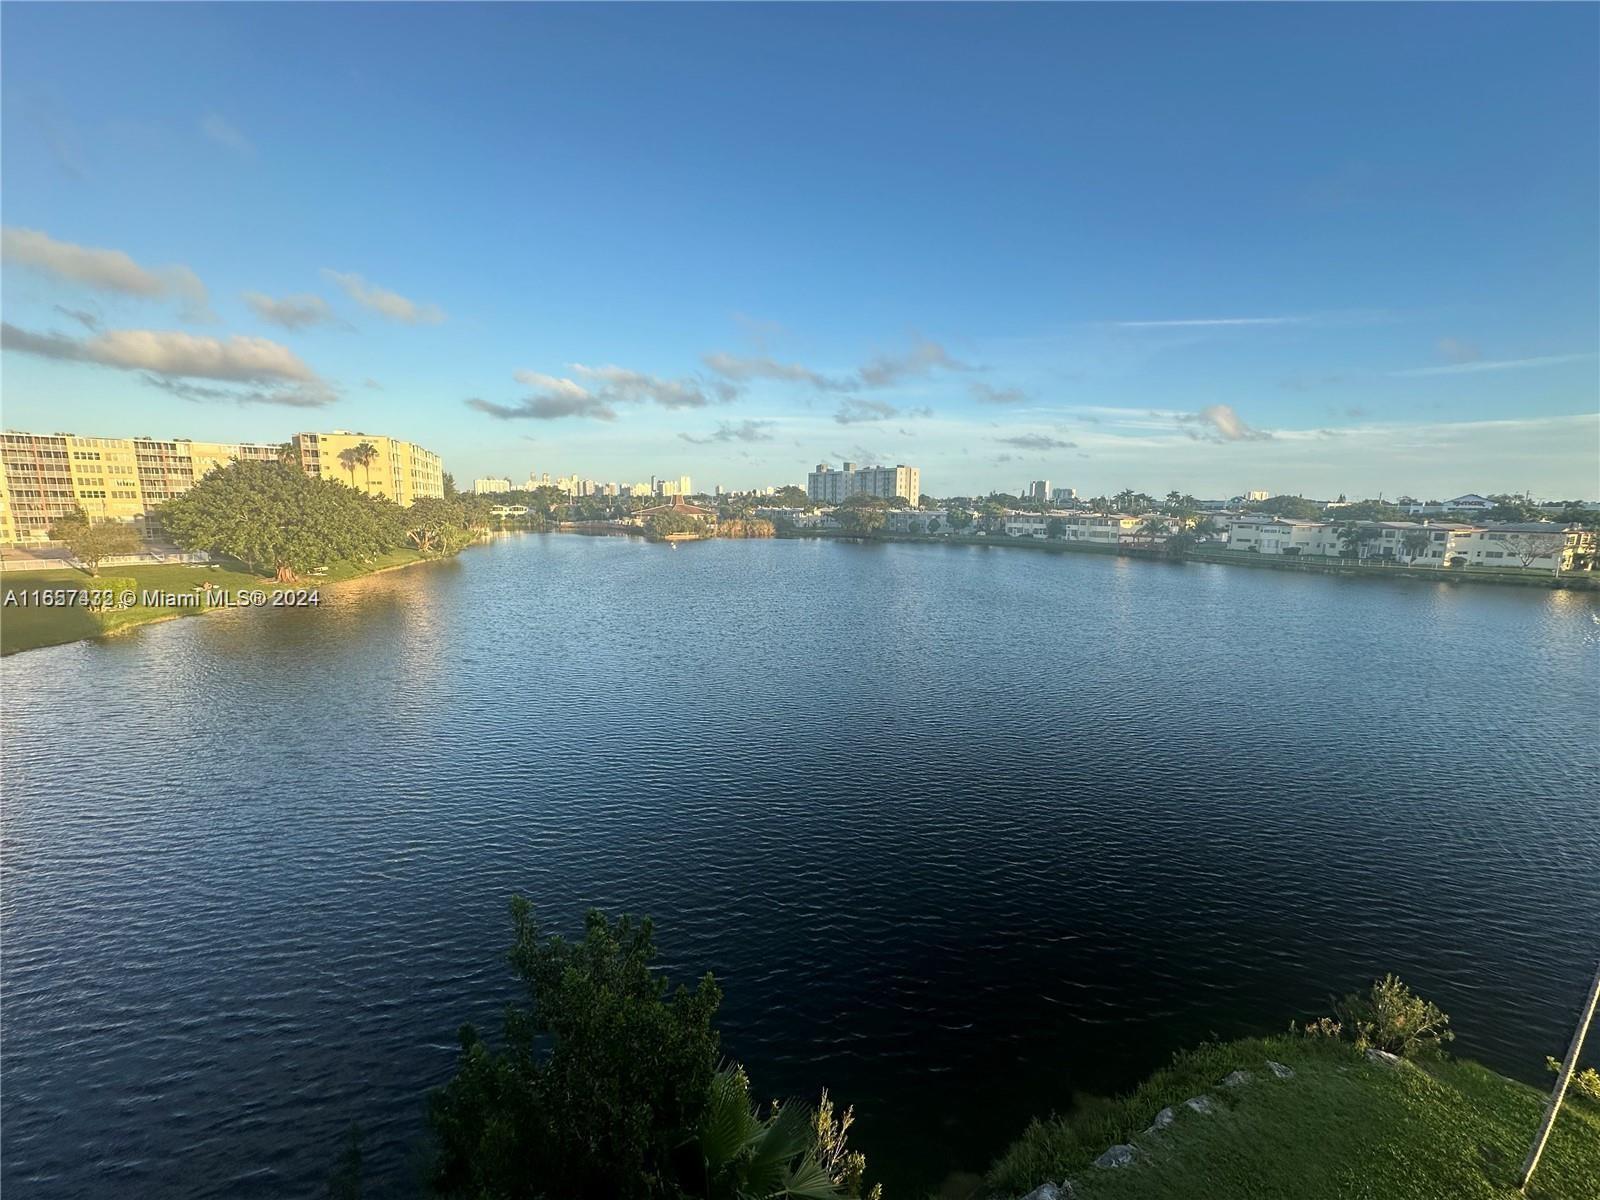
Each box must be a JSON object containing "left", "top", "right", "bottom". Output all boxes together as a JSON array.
[
  {"left": 1335, "top": 973, "right": 1454, "bottom": 1059},
  {"left": 426, "top": 898, "right": 877, "bottom": 1199}
]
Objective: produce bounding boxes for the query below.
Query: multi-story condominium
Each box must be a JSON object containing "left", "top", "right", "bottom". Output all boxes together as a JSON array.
[
  {"left": 291, "top": 431, "right": 443, "bottom": 506},
  {"left": 1024, "top": 480, "right": 1051, "bottom": 502},
  {"left": 2, "top": 428, "right": 446, "bottom": 543},
  {"left": 807, "top": 461, "right": 921, "bottom": 505},
  {"left": 1, "top": 430, "right": 281, "bottom": 543},
  {"left": 473, "top": 477, "right": 512, "bottom": 495},
  {"left": 1050, "top": 486, "right": 1078, "bottom": 505}
]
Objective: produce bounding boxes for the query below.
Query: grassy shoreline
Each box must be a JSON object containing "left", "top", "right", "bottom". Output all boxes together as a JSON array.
[
  {"left": 0, "top": 548, "right": 443, "bottom": 656},
  {"left": 986, "top": 1034, "right": 1599, "bottom": 1199}
]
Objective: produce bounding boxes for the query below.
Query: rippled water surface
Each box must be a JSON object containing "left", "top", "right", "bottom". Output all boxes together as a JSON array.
[{"left": 4, "top": 534, "right": 1599, "bottom": 1196}]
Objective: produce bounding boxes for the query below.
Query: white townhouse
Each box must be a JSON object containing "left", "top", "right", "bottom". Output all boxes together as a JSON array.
[{"left": 1453, "top": 523, "right": 1596, "bottom": 573}]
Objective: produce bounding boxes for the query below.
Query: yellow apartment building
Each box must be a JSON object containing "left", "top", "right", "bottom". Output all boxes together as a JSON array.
[
  {"left": 291, "top": 431, "right": 444, "bottom": 506},
  {"left": 0, "top": 429, "right": 444, "bottom": 544}
]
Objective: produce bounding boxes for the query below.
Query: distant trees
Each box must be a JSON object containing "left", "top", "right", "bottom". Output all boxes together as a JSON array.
[
  {"left": 1400, "top": 529, "right": 1433, "bottom": 563},
  {"left": 1494, "top": 530, "right": 1568, "bottom": 569},
  {"left": 834, "top": 495, "right": 888, "bottom": 536},
  {"left": 770, "top": 485, "right": 811, "bottom": 508},
  {"left": 1046, "top": 518, "right": 1066, "bottom": 540},
  {"left": 442, "top": 471, "right": 459, "bottom": 499},
  {"left": 1252, "top": 495, "right": 1323, "bottom": 520},
  {"left": 946, "top": 506, "right": 974, "bottom": 533},
  {"left": 402, "top": 497, "right": 473, "bottom": 552},
  {"left": 644, "top": 510, "right": 708, "bottom": 538},
  {"left": 1485, "top": 494, "right": 1540, "bottom": 522},
  {"left": 426, "top": 900, "right": 877, "bottom": 1200}
]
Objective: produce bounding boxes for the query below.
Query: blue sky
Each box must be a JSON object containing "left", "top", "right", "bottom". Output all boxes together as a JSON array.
[{"left": 2, "top": 3, "right": 1596, "bottom": 498}]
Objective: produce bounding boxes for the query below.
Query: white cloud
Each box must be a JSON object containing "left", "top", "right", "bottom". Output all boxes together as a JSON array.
[
  {"left": 2, "top": 226, "right": 212, "bottom": 320},
  {"left": 1, "top": 321, "right": 335, "bottom": 407},
  {"left": 679, "top": 420, "right": 776, "bottom": 444},
  {"left": 702, "top": 351, "right": 854, "bottom": 391},
  {"left": 835, "top": 398, "right": 900, "bottom": 425},
  {"left": 201, "top": 113, "right": 254, "bottom": 158},
  {"left": 512, "top": 370, "right": 592, "bottom": 400},
  {"left": 466, "top": 394, "right": 617, "bottom": 421},
  {"left": 1114, "top": 317, "right": 1305, "bottom": 328},
  {"left": 244, "top": 291, "right": 341, "bottom": 330},
  {"left": 857, "top": 338, "right": 969, "bottom": 387},
  {"left": 1178, "top": 403, "right": 1272, "bottom": 442},
  {"left": 1391, "top": 353, "right": 1594, "bottom": 377},
  {"left": 322, "top": 269, "right": 446, "bottom": 324},
  {"left": 570, "top": 363, "right": 734, "bottom": 409}
]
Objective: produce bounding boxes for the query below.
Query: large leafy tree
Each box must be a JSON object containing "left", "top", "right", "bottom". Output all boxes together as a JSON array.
[
  {"left": 426, "top": 903, "right": 875, "bottom": 1200},
  {"left": 159, "top": 460, "right": 404, "bottom": 581},
  {"left": 402, "top": 496, "right": 472, "bottom": 552},
  {"left": 428, "top": 901, "right": 724, "bottom": 1200},
  {"left": 49, "top": 508, "right": 141, "bottom": 576},
  {"left": 834, "top": 495, "right": 888, "bottom": 536}
]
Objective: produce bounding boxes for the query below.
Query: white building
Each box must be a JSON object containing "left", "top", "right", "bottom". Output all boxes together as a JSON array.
[
  {"left": 473, "top": 477, "right": 512, "bottom": 495},
  {"left": 807, "top": 461, "right": 921, "bottom": 505}
]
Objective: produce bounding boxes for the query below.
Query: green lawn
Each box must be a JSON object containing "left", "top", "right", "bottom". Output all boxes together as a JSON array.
[
  {"left": 987, "top": 1037, "right": 1600, "bottom": 1200},
  {"left": 0, "top": 550, "right": 432, "bottom": 655}
]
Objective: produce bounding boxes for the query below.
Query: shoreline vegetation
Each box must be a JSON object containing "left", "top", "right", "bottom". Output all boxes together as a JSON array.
[
  {"left": 780, "top": 527, "right": 1600, "bottom": 590},
  {"left": 347, "top": 905, "right": 1600, "bottom": 1200}
]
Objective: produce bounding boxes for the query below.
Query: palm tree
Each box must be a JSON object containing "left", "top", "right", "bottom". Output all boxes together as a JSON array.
[
  {"left": 1400, "top": 529, "right": 1432, "bottom": 564},
  {"left": 352, "top": 441, "right": 380, "bottom": 493},
  {"left": 1139, "top": 516, "right": 1170, "bottom": 542},
  {"left": 275, "top": 441, "right": 299, "bottom": 467},
  {"left": 337, "top": 447, "right": 360, "bottom": 488},
  {"left": 698, "top": 1065, "right": 858, "bottom": 1200}
]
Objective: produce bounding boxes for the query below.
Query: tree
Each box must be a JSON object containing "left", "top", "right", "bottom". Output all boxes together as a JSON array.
[
  {"left": 403, "top": 496, "right": 470, "bottom": 552},
  {"left": 946, "top": 506, "right": 973, "bottom": 532},
  {"left": 48, "top": 508, "right": 141, "bottom": 577},
  {"left": 352, "top": 442, "right": 381, "bottom": 493},
  {"left": 1336, "top": 521, "right": 1379, "bottom": 560},
  {"left": 1485, "top": 494, "right": 1538, "bottom": 522},
  {"left": 428, "top": 901, "right": 724, "bottom": 1200},
  {"left": 1190, "top": 516, "right": 1219, "bottom": 539},
  {"left": 1254, "top": 495, "right": 1323, "bottom": 520},
  {"left": 159, "top": 460, "right": 406, "bottom": 581},
  {"left": 1137, "top": 517, "right": 1170, "bottom": 541},
  {"left": 834, "top": 495, "right": 887, "bottom": 536},
  {"left": 1494, "top": 530, "right": 1568, "bottom": 569},
  {"left": 1399, "top": 529, "right": 1433, "bottom": 564},
  {"left": 337, "top": 447, "right": 360, "bottom": 487},
  {"left": 1045, "top": 518, "right": 1066, "bottom": 540},
  {"left": 276, "top": 441, "right": 300, "bottom": 467},
  {"left": 442, "top": 472, "right": 459, "bottom": 499},
  {"left": 1335, "top": 974, "right": 1454, "bottom": 1059},
  {"left": 644, "top": 510, "right": 707, "bottom": 538},
  {"left": 770, "top": 486, "right": 810, "bottom": 508}
]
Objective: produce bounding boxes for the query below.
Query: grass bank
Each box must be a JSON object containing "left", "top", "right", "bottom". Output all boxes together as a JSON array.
[
  {"left": 0, "top": 549, "right": 435, "bottom": 656},
  {"left": 988, "top": 1035, "right": 1599, "bottom": 1200}
]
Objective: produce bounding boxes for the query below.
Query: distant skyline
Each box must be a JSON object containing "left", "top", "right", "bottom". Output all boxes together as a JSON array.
[{"left": 2, "top": 4, "right": 1596, "bottom": 497}]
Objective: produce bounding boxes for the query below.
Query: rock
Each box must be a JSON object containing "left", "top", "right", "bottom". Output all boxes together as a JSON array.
[
  {"left": 1220, "top": 1069, "right": 1254, "bottom": 1088},
  {"left": 1019, "top": 1185, "right": 1062, "bottom": 1200},
  {"left": 1266, "top": 1060, "right": 1295, "bottom": 1079},
  {"left": 1365, "top": 1048, "right": 1403, "bottom": 1068},
  {"left": 1145, "top": 1105, "right": 1176, "bottom": 1133},
  {"left": 1093, "top": 1144, "right": 1138, "bottom": 1169},
  {"left": 1184, "top": 1094, "right": 1218, "bottom": 1114}
]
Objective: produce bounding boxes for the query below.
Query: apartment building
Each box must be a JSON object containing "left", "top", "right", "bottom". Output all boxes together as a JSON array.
[
  {"left": 807, "top": 461, "right": 921, "bottom": 505},
  {"left": 1223, "top": 517, "right": 1594, "bottom": 573},
  {"left": 473, "top": 477, "right": 512, "bottom": 495},
  {"left": 2, "top": 428, "right": 445, "bottom": 543},
  {"left": 0, "top": 431, "right": 282, "bottom": 543},
  {"left": 292, "top": 431, "right": 444, "bottom": 506}
]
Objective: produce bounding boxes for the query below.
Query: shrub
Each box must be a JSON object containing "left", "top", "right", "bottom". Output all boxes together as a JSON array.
[
  {"left": 1335, "top": 974, "right": 1454, "bottom": 1059},
  {"left": 1546, "top": 1057, "right": 1600, "bottom": 1104}
]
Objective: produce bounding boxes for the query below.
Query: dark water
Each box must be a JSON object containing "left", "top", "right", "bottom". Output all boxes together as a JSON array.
[{"left": 3, "top": 534, "right": 1598, "bottom": 1198}]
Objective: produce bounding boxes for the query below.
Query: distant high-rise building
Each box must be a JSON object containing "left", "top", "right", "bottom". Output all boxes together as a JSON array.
[
  {"left": 807, "top": 461, "right": 921, "bottom": 505},
  {"left": 1026, "top": 479, "right": 1051, "bottom": 501},
  {"left": 1244, "top": 489, "right": 1270, "bottom": 502},
  {"left": 473, "top": 477, "right": 512, "bottom": 495},
  {"left": 1050, "top": 486, "right": 1078, "bottom": 504}
]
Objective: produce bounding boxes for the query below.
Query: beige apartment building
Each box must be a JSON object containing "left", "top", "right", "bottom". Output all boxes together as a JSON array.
[
  {"left": 291, "top": 431, "right": 444, "bottom": 506},
  {"left": 807, "top": 461, "right": 921, "bottom": 505},
  {"left": 1, "top": 428, "right": 444, "bottom": 544}
]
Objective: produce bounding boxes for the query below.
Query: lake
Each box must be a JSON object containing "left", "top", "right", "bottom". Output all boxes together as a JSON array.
[{"left": 3, "top": 533, "right": 1598, "bottom": 1197}]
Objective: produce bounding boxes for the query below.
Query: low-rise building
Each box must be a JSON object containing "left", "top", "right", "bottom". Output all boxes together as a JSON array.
[{"left": 1222, "top": 516, "right": 1594, "bottom": 574}]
